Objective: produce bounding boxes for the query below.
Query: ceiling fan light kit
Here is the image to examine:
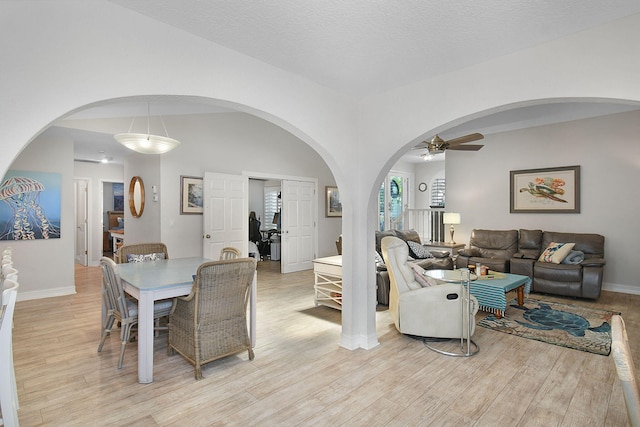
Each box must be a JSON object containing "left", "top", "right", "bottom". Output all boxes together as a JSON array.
[{"left": 416, "top": 132, "right": 485, "bottom": 155}]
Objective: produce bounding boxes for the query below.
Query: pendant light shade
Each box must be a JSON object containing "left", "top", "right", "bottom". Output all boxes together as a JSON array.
[
  {"left": 114, "top": 133, "right": 180, "bottom": 154},
  {"left": 114, "top": 102, "right": 181, "bottom": 154}
]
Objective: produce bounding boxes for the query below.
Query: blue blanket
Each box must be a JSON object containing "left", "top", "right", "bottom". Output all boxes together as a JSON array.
[{"left": 562, "top": 250, "right": 584, "bottom": 264}]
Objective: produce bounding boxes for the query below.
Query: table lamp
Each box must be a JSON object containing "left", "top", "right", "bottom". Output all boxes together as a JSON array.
[{"left": 443, "top": 212, "right": 461, "bottom": 244}]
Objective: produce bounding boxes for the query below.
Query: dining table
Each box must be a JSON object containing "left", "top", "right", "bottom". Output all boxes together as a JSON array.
[{"left": 116, "top": 257, "right": 257, "bottom": 384}]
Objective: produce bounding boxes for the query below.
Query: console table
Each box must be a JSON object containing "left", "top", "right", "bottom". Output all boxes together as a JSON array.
[{"left": 313, "top": 255, "right": 342, "bottom": 310}]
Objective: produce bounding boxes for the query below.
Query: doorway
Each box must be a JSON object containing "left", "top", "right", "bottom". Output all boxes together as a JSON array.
[
  {"left": 249, "top": 178, "right": 281, "bottom": 264},
  {"left": 378, "top": 170, "right": 411, "bottom": 230},
  {"left": 74, "top": 178, "right": 89, "bottom": 266},
  {"left": 101, "top": 181, "right": 124, "bottom": 258},
  {"left": 247, "top": 173, "right": 317, "bottom": 273}
]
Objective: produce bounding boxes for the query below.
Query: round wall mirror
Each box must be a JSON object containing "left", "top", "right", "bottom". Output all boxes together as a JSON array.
[{"left": 129, "top": 176, "right": 145, "bottom": 218}]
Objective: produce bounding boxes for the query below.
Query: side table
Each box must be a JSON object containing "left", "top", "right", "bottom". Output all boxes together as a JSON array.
[
  {"left": 422, "top": 242, "right": 465, "bottom": 259},
  {"left": 424, "top": 268, "right": 479, "bottom": 357}
]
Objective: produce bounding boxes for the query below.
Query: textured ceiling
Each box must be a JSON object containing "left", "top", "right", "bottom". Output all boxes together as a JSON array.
[
  {"left": 69, "top": 1, "right": 640, "bottom": 163},
  {"left": 109, "top": 0, "right": 640, "bottom": 97}
]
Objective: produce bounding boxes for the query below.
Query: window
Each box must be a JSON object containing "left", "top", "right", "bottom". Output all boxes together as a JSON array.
[
  {"left": 430, "top": 178, "right": 445, "bottom": 208},
  {"left": 378, "top": 172, "right": 410, "bottom": 230},
  {"left": 264, "top": 185, "right": 280, "bottom": 229}
]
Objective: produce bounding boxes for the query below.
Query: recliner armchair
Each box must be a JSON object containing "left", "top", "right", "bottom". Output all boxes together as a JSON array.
[
  {"left": 455, "top": 229, "right": 518, "bottom": 272},
  {"left": 381, "top": 236, "right": 478, "bottom": 338},
  {"left": 375, "top": 229, "right": 453, "bottom": 305}
]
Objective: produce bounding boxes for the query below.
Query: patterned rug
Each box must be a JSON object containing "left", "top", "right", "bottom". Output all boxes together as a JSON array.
[{"left": 478, "top": 298, "right": 620, "bottom": 355}]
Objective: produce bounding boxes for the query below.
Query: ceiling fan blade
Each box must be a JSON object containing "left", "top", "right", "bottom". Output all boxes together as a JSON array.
[
  {"left": 446, "top": 133, "right": 484, "bottom": 147},
  {"left": 447, "top": 144, "right": 484, "bottom": 151}
]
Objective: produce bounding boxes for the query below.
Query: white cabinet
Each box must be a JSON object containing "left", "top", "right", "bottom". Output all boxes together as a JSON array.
[{"left": 312, "top": 255, "right": 342, "bottom": 310}]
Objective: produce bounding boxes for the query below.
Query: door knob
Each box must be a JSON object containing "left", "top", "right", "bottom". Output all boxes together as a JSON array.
[{"left": 205, "top": 234, "right": 211, "bottom": 239}]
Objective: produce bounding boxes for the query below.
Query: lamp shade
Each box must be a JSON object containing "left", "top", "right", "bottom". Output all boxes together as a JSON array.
[
  {"left": 443, "top": 212, "right": 461, "bottom": 225},
  {"left": 114, "top": 133, "right": 181, "bottom": 154}
]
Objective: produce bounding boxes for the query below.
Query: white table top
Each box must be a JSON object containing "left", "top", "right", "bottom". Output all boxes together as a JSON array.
[
  {"left": 312, "top": 255, "right": 342, "bottom": 267},
  {"left": 424, "top": 269, "right": 477, "bottom": 283},
  {"left": 117, "top": 257, "right": 212, "bottom": 291}
]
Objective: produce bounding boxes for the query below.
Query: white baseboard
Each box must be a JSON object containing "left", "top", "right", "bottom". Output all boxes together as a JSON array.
[
  {"left": 602, "top": 282, "right": 640, "bottom": 296},
  {"left": 17, "top": 286, "right": 76, "bottom": 302},
  {"left": 339, "top": 332, "right": 380, "bottom": 350}
]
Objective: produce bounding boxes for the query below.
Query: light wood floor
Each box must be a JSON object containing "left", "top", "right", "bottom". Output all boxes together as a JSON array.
[{"left": 10, "top": 262, "right": 639, "bottom": 426}]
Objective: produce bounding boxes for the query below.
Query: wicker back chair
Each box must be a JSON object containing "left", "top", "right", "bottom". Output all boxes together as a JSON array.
[
  {"left": 117, "top": 242, "right": 169, "bottom": 264},
  {"left": 168, "top": 258, "right": 257, "bottom": 380},
  {"left": 97, "top": 257, "right": 173, "bottom": 368},
  {"left": 219, "top": 247, "right": 241, "bottom": 260}
]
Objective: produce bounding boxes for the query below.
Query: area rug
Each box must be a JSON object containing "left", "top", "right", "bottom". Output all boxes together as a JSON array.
[{"left": 478, "top": 298, "right": 620, "bottom": 355}]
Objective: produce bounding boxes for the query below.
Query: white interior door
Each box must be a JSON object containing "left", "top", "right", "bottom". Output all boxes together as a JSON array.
[
  {"left": 281, "top": 179, "right": 316, "bottom": 273},
  {"left": 202, "top": 172, "right": 248, "bottom": 260},
  {"left": 74, "top": 179, "right": 89, "bottom": 266}
]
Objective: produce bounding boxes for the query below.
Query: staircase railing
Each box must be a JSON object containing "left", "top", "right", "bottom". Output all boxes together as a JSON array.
[{"left": 389, "top": 208, "right": 446, "bottom": 243}]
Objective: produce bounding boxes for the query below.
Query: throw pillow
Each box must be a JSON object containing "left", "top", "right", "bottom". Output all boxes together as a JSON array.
[
  {"left": 127, "top": 252, "right": 166, "bottom": 263},
  {"left": 538, "top": 242, "right": 575, "bottom": 264},
  {"left": 409, "top": 263, "right": 439, "bottom": 287},
  {"left": 406, "top": 241, "right": 433, "bottom": 259}
]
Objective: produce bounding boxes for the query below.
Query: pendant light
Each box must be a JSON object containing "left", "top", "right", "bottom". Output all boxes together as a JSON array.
[{"left": 114, "top": 102, "right": 181, "bottom": 154}]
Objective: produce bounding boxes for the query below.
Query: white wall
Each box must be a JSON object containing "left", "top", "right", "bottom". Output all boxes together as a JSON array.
[
  {"left": 3, "top": 2, "right": 640, "bottom": 347},
  {"left": 71, "top": 112, "right": 341, "bottom": 264},
  {"left": 123, "top": 152, "right": 162, "bottom": 246},
  {"left": 249, "top": 179, "right": 266, "bottom": 223},
  {"left": 415, "top": 161, "right": 445, "bottom": 210},
  {"left": 157, "top": 113, "right": 340, "bottom": 259},
  {"left": 0, "top": 129, "right": 75, "bottom": 299},
  {"left": 445, "top": 109, "right": 640, "bottom": 293}
]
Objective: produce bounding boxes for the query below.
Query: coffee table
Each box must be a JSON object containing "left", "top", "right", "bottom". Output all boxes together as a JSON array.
[{"left": 472, "top": 272, "right": 531, "bottom": 318}]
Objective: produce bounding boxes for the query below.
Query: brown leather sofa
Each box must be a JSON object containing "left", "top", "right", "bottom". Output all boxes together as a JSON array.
[
  {"left": 457, "top": 228, "right": 606, "bottom": 299},
  {"left": 455, "top": 229, "right": 518, "bottom": 272},
  {"left": 510, "top": 229, "right": 605, "bottom": 299},
  {"left": 376, "top": 229, "right": 453, "bottom": 305}
]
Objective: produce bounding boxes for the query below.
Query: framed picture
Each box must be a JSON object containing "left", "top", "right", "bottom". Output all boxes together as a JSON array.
[
  {"left": 325, "top": 186, "right": 342, "bottom": 217},
  {"left": 180, "top": 176, "right": 203, "bottom": 214},
  {"left": 0, "top": 170, "right": 62, "bottom": 240},
  {"left": 510, "top": 165, "right": 580, "bottom": 213}
]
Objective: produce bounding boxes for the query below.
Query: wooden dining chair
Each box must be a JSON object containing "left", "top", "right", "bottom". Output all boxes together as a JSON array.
[
  {"left": 219, "top": 247, "right": 241, "bottom": 260},
  {"left": 168, "top": 258, "right": 257, "bottom": 379},
  {"left": 98, "top": 257, "right": 173, "bottom": 369},
  {"left": 0, "top": 278, "right": 19, "bottom": 426},
  {"left": 117, "top": 242, "right": 169, "bottom": 264}
]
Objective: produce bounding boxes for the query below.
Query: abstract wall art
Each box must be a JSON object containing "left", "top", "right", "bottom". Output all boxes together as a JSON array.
[{"left": 0, "top": 170, "right": 62, "bottom": 240}]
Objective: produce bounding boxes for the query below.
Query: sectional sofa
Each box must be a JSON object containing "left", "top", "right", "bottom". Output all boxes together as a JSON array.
[{"left": 456, "top": 229, "right": 606, "bottom": 299}]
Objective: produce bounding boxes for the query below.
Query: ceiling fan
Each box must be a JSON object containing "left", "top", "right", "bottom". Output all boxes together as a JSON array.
[{"left": 416, "top": 132, "right": 484, "bottom": 155}]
